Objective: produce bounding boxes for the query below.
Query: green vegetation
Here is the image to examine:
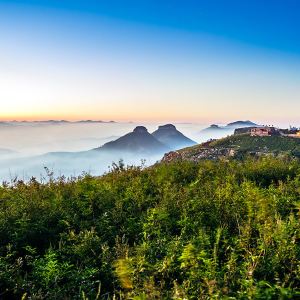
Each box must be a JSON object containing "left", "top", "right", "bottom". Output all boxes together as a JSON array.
[
  {"left": 174, "top": 135, "right": 300, "bottom": 161},
  {"left": 211, "top": 135, "right": 300, "bottom": 155},
  {"left": 0, "top": 157, "right": 300, "bottom": 299}
]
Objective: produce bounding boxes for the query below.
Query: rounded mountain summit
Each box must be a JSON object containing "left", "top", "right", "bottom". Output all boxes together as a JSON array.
[
  {"left": 99, "top": 126, "right": 168, "bottom": 155},
  {"left": 96, "top": 124, "right": 197, "bottom": 155},
  {"left": 152, "top": 124, "right": 197, "bottom": 150}
]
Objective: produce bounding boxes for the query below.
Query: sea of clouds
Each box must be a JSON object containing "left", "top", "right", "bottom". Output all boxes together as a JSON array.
[{"left": 0, "top": 121, "right": 233, "bottom": 182}]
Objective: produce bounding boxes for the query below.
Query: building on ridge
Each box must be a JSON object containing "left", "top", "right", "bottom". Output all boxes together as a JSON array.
[{"left": 250, "top": 127, "right": 277, "bottom": 137}]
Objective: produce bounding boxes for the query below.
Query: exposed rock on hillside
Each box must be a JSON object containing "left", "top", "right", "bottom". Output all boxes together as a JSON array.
[
  {"left": 162, "top": 148, "right": 235, "bottom": 163},
  {"left": 162, "top": 134, "right": 300, "bottom": 163}
]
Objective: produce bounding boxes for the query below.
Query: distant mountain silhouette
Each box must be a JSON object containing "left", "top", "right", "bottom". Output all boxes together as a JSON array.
[
  {"left": 152, "top": 124, "right": 197, "bottom": 150},
  {"left": 201, "top": 124, "right": 227, "bottom": 132},
  {"left": 96, "top": 126, "right": 169, "bottom": 154},
  {"left": 0, "top": 120, "right": 117, "bottom": 126},
  {"left": 226, "top": 120, "right": 258, "bottom": 128},
  {"left": 200, "top": 121, "right": 260, "bottom": 141},
  {"left": 0, "top": 122, "right": 13, "bottom": 126},
  {"left": 201, "top": 121, "right": 259, "bottom": 133},
  {"left": 77, "top": 120, "right": 116, "bottom": 123}
]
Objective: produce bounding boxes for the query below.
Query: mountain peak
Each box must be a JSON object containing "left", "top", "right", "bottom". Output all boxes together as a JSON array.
[
  {"left": 133, "top": 126, "right": 148, "bottom": 133},
  {"left": 226, "top": 120, "right": 258, "bottom": 128},
  {"left": 96, "top": 125, "right": 168, "bottom": 154},
  {"left": 152, "top": 124, "right": 197, "bottom": 150},
  {"left": 157, "top": 124, "right": 176, "bottom": 130}
]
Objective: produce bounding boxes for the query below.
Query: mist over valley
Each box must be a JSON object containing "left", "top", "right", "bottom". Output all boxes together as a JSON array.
[
  {"left": 1, "top": 120, "right": 296, "bottom": 182},
  {"left": 0, "top": 121, "right": 206, "bottom": 181}
]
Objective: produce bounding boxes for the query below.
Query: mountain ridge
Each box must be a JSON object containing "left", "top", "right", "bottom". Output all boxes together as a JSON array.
[
  {"left": 162, "top": 134, "right": 300, "bottom": 163},
  {"left": 152, "top": 124, "right": 197, "bottom": 150},
  {"left": 94, "top": 124, "right": 197, "bottom": 155},
  {"left": 95, "top": 126, "right": 169, "bottom": 155}
]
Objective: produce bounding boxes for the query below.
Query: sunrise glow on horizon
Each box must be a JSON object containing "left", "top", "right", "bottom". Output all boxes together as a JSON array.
[{"left": 1, "top": 0, "right": 299, "bottom": 125}]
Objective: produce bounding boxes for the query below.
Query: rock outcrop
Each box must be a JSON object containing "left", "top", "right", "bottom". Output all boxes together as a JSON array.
[{"left": 162, "top": 147, "right": 235, "bottom": 163}]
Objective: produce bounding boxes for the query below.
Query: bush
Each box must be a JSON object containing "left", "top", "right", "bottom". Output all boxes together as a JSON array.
[{"left": 0, "top": 157, "right": 299, "bottom": 299}]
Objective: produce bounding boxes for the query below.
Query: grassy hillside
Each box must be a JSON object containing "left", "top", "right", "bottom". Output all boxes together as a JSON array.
[
  {"left": 211, "top": 134, "right": 300, "bottom": 154},
  {"left": 0, "top": 157, "right": 300, "bottom": 299},
  {"left": 171, "top": 135, "right": 300, "bottom": 162}
]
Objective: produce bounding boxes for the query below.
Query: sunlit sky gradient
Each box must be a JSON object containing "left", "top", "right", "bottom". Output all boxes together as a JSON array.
[{"left": 0, "top": 0, "right": 299, "bottom": 125}]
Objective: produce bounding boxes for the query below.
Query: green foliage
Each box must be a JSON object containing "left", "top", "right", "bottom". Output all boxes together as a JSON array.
[
  {"left": 0, "top": 157, "right": 300, "bottom": 299},
  {"left": 211, "top": 134, "right": 300, "bottom": 155}
]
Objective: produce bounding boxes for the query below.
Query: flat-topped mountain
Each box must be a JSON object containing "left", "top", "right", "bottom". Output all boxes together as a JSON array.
[
  {"left": 96, "top": 126, "right": 169, "bottom": 154},
  {"left": 152, "top": 124, "right": 197, "bottom": 150}
]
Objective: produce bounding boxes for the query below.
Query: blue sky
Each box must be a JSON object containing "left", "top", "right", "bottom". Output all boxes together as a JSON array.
[{"left": 0, "top": 0, "right": 299, "bottom": 124}]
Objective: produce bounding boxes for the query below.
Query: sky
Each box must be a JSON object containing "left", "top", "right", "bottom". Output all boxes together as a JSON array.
[{"left": 0, "top": 0, "right": 299, "bottom": 125}]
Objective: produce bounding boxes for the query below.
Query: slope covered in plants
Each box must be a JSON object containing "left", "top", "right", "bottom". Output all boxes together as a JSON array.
[
  {"left": 0, "top": 157, "right": 300, "bottom": 299},
  {"left": 211, "top": 134, "right": 300, "bottom": 153}
]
